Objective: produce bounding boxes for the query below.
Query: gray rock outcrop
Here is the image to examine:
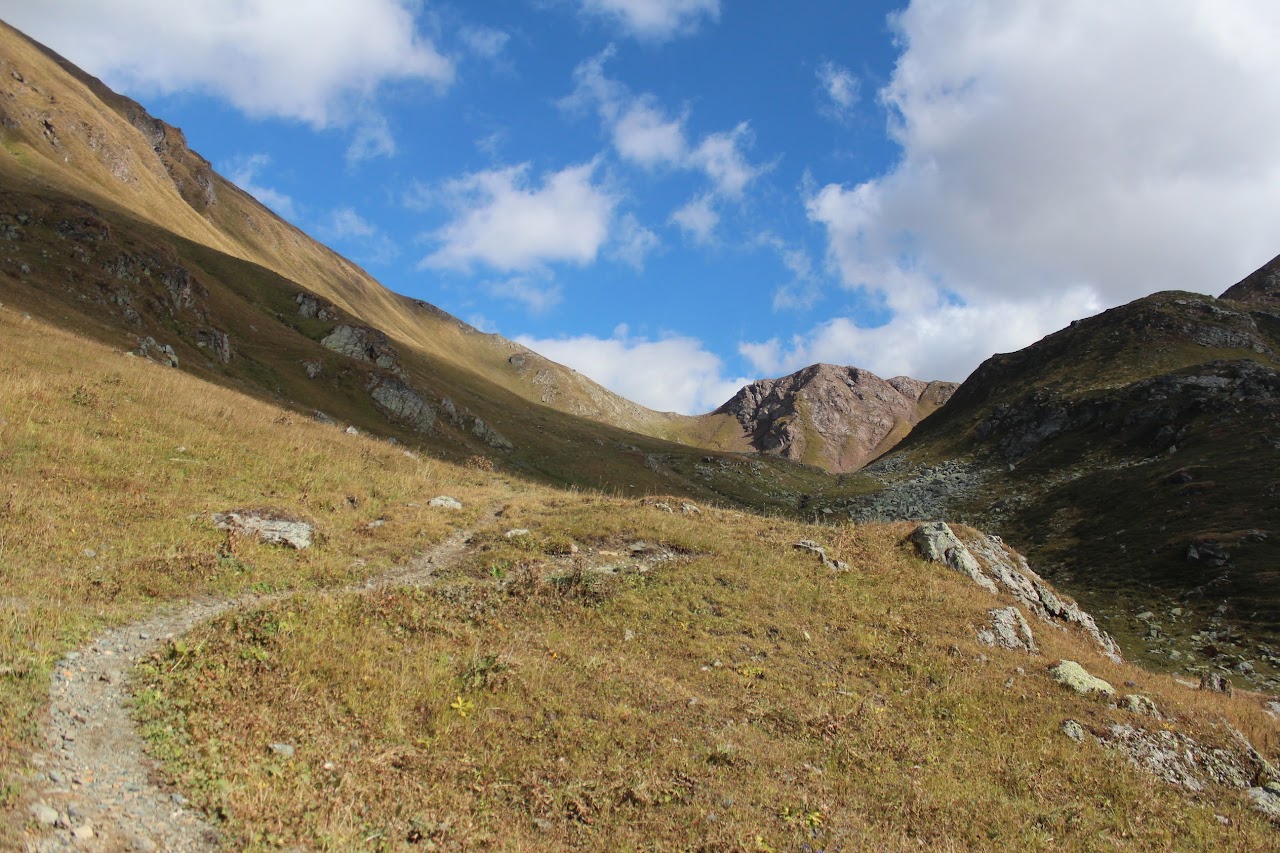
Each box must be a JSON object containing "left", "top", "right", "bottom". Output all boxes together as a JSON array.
[
  {"left": 295, "top": 292, "right": 336, "bottom": 320},
  {"left": 322, "top": 324, "right": 401, "bottom": 372},
  {"left": 212, "top": 510, "right": 313, "bottom": 549},
  {"left": 911, "top": 522, "right": 1122, "bottom": 662},
  {"left": 368, "top": 375, "right": 435, "bottom": 433},
  {"left": 132, "top": 336, "right": 178, "bottom": 367},
  {"left": 979, "top": 606, "right": 1037, "bottom": 653}
]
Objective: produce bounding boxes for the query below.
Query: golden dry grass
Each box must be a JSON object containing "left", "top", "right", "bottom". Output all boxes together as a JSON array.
[
  {"left": 0, "top": 307, "right": 508, "bottom": 816},
  {"left": 2, "top": 306, "right": 1279, "bottom": 851}
]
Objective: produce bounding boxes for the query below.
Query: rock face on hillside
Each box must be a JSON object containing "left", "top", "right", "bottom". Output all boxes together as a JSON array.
[
  {"left": 713, "top": 364, "right": 957, "bottom": 472},
  {"left": 1221, "top": 252, "right": 1280, "bottom": 307}
]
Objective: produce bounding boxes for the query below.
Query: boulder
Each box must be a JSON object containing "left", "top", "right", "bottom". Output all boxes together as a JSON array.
[
  {"left": 911, "top": 522, "right": 998, "bottom": 593},
  {"left": 369, "top": 376, "right": 435, "bottom": 433},
  {"left": 321, "top": 324, "right": 400, "bottom": 371},
  {"left": 1050, "top": 660, "right": 1115, "bottom": 697},
  {"left": 978, "top": 606, "right": 1037, "bottom": 653},
  {"left": 212, "top": 510, "right": 313, "bottom": 549}
]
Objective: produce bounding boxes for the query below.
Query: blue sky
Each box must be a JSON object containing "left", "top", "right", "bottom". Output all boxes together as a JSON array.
[{"left": 6, "top": 1, "right": 1280, "bottom": 413}]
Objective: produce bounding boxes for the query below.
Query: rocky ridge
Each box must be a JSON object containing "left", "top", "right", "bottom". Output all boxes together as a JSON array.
[{"left": 711, "top": 364, "right": 957, "bottom": 472}]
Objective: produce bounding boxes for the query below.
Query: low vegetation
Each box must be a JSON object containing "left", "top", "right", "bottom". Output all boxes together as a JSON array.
[{"left": 4, "top": 306, "right": 1280, "bottom": 849}]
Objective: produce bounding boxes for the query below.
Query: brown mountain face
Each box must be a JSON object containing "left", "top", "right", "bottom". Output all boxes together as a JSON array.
[{"left": 704, "top": 364, "right": 957, "bottom": 472}]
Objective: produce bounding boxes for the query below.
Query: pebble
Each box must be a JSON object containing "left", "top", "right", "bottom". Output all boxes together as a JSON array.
[{"left": 269, "top": 742, "right": 296, "bottom": 758}]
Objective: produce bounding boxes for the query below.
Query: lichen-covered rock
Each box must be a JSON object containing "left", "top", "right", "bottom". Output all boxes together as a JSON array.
[
  {"left": 1061, "top": 720, "right": 1086, "bottom": 743},
  {"left": 429, "top": 496, "right": 463, "bottom": 510},
  {"left": 911, "top": 522, "right": 997, "bottom": 593},
  {"left": 1050, "top": 660, "right": 1115, "bottom": 696},
  {"left": 978, "top": 606, "right": 1037, "bottom": 653},
  {"left": 1123, "top": 694, "right": 1160, "bottom": 718},
  {"left": 212, "top": 509, "right": 313, "bottom": 549}
]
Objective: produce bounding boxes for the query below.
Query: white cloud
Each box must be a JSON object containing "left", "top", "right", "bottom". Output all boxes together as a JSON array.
[
  {"left": 613, "top": 99, "right": 687, "bottom": 168},
  {"left": 422, "top": 161, "right": 617, "bottom": 272},
  {"left": 2, "top": 0, "right": 454, "bottom": 127},
  {"left": 318, "top": 206, "right": 399, "bottom": 265},
  {"left": 794, "top": 0, "right": 1280, "bottom": 382},
  {"left": 517, "top": 325, "right": 750, "bottom": 414},
  {"left": 459, "top": 25, "right": 510, "bottom": 61},
  {"left": 688, "top": 122, "right": 762, "bottom": 199},
  {"left": 225, "top": 154, "right": 298, "bottom": 220},
  {"left": 741, "top": 290, "right": 1101, "bottom": 383},
  {"left": 670, "top": 194, "right": 718, "bottom": 243},
  {"left": 345, "top": 114, "right": 397, "bottom": 164},
  {"left": 564, "top": 51, "right": 764, "bottom": 198},
  {"left": 486, "top": 276, "right": 563, "bottom": 313},
  {"left": 753, "top": 234, "right": 821, "bottom": 311},
  {"left": 817, "top": 60, "right": 859, "bottom": 121},
  {"left": 610, "top": 213, "right": 661, "bottom": 270},
  {"left": 578, "top": 0, "right": 720, "bottom": 41}
]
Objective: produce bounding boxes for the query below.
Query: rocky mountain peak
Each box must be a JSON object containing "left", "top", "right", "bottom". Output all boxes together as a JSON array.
[
  {"left": 712, "top": 363, "right": 958, "bottom": 472},
  {"left": 1220, "top": 252, "right": 1280, "bottom": 306}
]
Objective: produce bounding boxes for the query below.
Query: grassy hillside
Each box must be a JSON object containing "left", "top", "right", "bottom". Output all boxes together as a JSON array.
[
  {"left": 3, "top": 303, "right": 1280, "bottom": 850},
  {"left": 850, "top": 289, "right": 1280, "bottom": 689}
]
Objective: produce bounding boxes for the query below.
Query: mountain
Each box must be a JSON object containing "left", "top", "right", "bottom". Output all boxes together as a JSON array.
[
  {"left": 695, "top": 364, "right": 957, "bottom": 472},
  {"left": 845, "top": 263, "right": 1280, "bottom": 689},
  {"left": 0, "top": 20, "right": 939, "bottom": 510}
]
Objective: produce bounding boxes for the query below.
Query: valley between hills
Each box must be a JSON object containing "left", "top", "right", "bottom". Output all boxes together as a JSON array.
[{"left": 3, "top": 18, "right": 1280, "bottom": 851}]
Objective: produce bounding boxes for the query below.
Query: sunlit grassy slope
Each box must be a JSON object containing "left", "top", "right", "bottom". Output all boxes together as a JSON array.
[{"left": 3, "top": 306, "right": 1279, "bottom": 850}]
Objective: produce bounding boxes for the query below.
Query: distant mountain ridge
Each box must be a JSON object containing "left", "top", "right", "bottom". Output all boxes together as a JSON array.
[{"left": 706, "top": 364, "right": 957, "bottom": 472}]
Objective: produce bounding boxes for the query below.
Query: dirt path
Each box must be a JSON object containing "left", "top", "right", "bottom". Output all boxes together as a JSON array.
[{"left": 25, "top": 514, "right": 492, "bottom": 851}]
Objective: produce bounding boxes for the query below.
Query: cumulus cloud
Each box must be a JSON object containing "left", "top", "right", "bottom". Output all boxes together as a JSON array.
[
  {"left": 421, "top": 161, "right": 617, "bottom": 272},
  {"left": 564, "top": 50, "right": 765, "bottom": 198},
  {"left": 578, "top": 0, "right": 720, "bottom": 41},
  {"left": 2, "top": 0, "right": 453, "bottom": 127},
  {"left": 225, "top": 154, "right": 298, "bottom": 220},
  {"left": 517, "top": 325, "right": 750, "bottom": 414},
  {"left": 610, "top": 213, "right": 661, "bottom": 270},
  {"left": 670, "top": 194, "right": 718, "bottom": 243},
  {"left": 816, "top": 60, "right": 859, "bottom": 121},
  {"left": 787, "top": 0, "right": 1280, "bottom": 382},
  {"left": 741, "top": 290, "right": 1101, "bottom": 383}
]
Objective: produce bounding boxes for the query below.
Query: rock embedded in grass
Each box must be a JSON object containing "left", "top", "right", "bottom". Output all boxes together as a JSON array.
[
  {"left": 428, "top": 495, "right": 464, "bottom": 510},
  {"left": 212, "top": 510, "right": 314, "bottom": 549},
  {"left": 1050, "top": 660, "right": 1116, "bottom": 696}
]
